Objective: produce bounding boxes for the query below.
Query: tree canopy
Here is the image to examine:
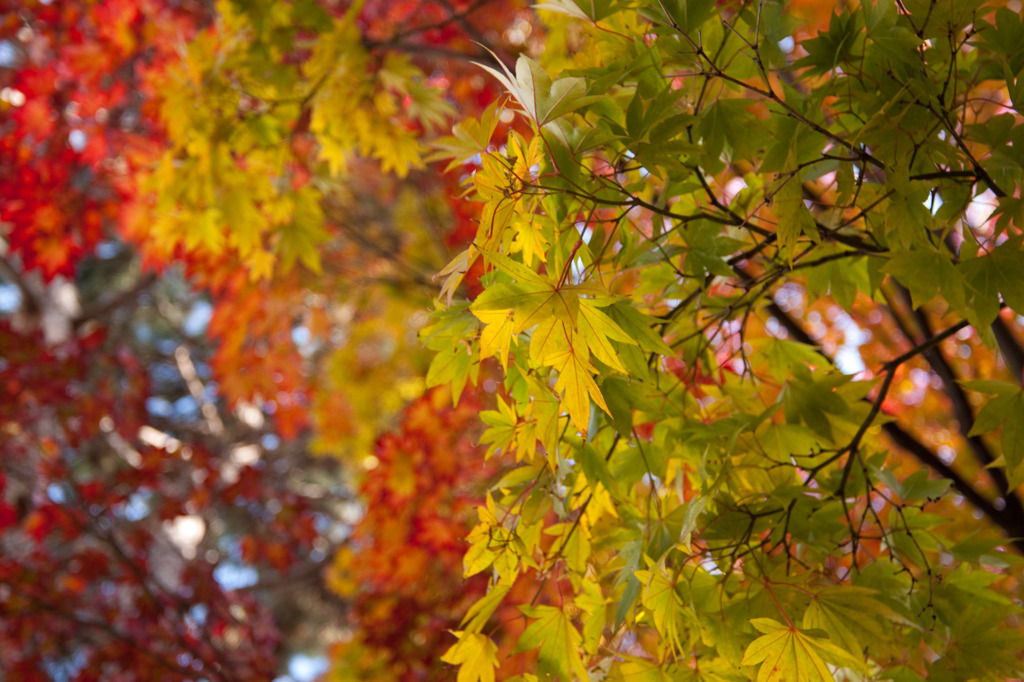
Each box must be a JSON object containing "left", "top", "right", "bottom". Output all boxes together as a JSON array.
[{"left": 2, "top": 0, "right": 1024, "bottom": 680}]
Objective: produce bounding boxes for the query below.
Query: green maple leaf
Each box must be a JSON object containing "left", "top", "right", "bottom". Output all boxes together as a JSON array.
[
  {"left": 755, "top": 422, "right": 824, "bottom": 461},
  {"left": 782, "top": 366, "right": 852, "bottom": 439},
  {"left": 605, "top": 302, "right": 674, "bottom": 355},
  {"left": 575, "top": 580, "right": 607, "bottom": 654},
  {"left": 882, "top": 247, "right": 965, "bottom": 313},
  {"left": 793, "top": 10, "right": 860, "bottom": 75},
  {"left": 959, "top": 240, "right": 1024, "bottom": 327},
  {"left": 966, "top": 381, "right": 1024, "bottom": 488},
  {"left": 931, "top": 607, "right": 1024, "bottom": 679},
  {"left": 683, "top": 220, "right": 746, "bottom": 277},
  {"left": 771, "top": 174, "right": 817, "bottom": 260},
  {"left": 742, "top": 618, "right": 859, "bottom": 682},
  {"left": 472, "top": 251, "right": 600, "bottom": 332},
  {"left": 515, "top": 605, "right": 588, "bottom": 681},
  {"left": 635, "top": 568, "right": 686, "bottom": 651},
  {"left": 477, "top": 54, "right": 600, "bottom": 126},
  {"left": 802, "top": 585, "right": 904, "bottom": 657},
  {"left": 425, "top": 342, "right": 474, "bottom": 403}
]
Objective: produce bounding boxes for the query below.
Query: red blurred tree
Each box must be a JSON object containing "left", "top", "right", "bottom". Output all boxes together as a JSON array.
[{"left": 0, "top": 0, "right": 531, "bottom": 678}]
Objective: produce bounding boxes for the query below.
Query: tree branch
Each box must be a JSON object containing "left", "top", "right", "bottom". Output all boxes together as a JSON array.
[
  {"left": 766, "top": 298, "right": 1024, "bottom": 553},
  {"left": 993, "top": 316, "right": 1024, "bottom": 385},
  {"left": 896, "top": 287, "right": 1022, "bottom": 501},
  {"left": 880, "top": 421, "right": 1024, "bottom": 553},
  {"left": 174, "top": 345, "right": 225, "bottom": 437},
  {"left": 73, "top": 272, "right": 157, "bottom": 330},
  {"left": 0, "top": 250, "right": 41, "bottom": 316}
]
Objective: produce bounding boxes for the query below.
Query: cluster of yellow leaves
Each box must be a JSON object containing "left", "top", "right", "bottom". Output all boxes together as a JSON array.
[
  {"left": 138, "top": 0, "right": 453, "bottom": 280},
  {"left": 308, "top": 26, "right": 451, "bottom": 177},
  {"left": 473, "top": 251, "right": 637, "bottom": 432},
  {"left": 429, "top": 120, "right": 674, "bottom": 446}
]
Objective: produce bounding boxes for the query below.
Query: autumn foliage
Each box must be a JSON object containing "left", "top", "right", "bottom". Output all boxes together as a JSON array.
[
  {"left": 3, "top": 0, "right": 1024, "bottom": 681},
  {"left": 0, "top": 0, "right": 525, "bottom": 678},
  {"left": 325, "top": 387, "right": 494, "bottom": 680}
]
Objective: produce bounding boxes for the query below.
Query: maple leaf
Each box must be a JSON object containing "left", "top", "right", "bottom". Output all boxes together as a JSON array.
[
  {"left": 32, "top": 234, "right": 77, "bottom": 278},
  {"left": 741, "top": 618, "right": 858, "bottom": 682},
  {"left": 510, "top": 219, "right": 549, "bottom": 269},
  {"left": 960, "top": 240, "right": 1024, "bottom": 327},
  {"left": 966, "top": 381, "right": 1024, "bottom": 488},
  {"left": 437, "top": 247, "right": 476, "bottom": 306},
  {"left": 472, "top": 250, "right": 583, "bottom": 325},
  {"left": 635, "top": 568, "right": 687, "bottom": 652},
  {"left": 12, "top": 2, "right": 1024, "bottom": 681},
  {"left": 802, "top": 585, "right": 904, "bottom": 658},
  {"left": 577, "top": 298, "right": 634, "bottom": 374},
  {"left": 442, "top": 632, "right": 499, "bottom": 682},
  {"left": 476, "top": 308, "right": 517, "bottom": 370},
  {"left": 477, "top": 54, "right": 600, "bottom": 126},
  {"left": 183, "top": 209, "right": 227, "bottom": 255},
  {"left": 515, "top": 605, "right": 589, "bottom": 681},
  {"left": 532, "top": 321, "right": 610, "bottom": 433}
]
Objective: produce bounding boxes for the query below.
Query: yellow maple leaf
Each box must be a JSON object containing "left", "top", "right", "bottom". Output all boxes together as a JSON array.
[
  {"left": 548, "top": 330, "right": 609, "bottom": 433},
  {"left": 246, "top": 249, "right": 276, "bottom": 282},
  {"left": 441, "top": 632, "right": 499, "bottom": 682},
  {"left": 476, "top": 308, "right": 516, "bottom": 370},
  {"left": 529, "top": 317, "right": 569, "bottom": 365},
  {"left": 510, "top": 219, "right": 548, "bottom": 269},
  {"left": 577, "top": 298, "right": 634, "bottom": 374},
  {"left": 436, "top": 247, "right": 474, "bottom": 306},
  {"left": 742, "top": 619, "right": 844, "bottom": 682},
  {"left": 317, "top": 134, "right": 350, "bottom": 176},
  {"left": 184, "top": 209, "right": 226, "bottom": 254}
]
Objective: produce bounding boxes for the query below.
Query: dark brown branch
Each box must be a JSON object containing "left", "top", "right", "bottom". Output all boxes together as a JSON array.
[
  {"left": 766, "top": 298, "right": 1024, "bottom": 553},
  {"left": 943, "top": 233, "right": 1024, "bottom": 384},
  {"left": 387, "top": 0, "right": 493, "bottom": 46},
  {"left": 73, "top": 272, "right": 157, "bottom": 330},
  {"left": 364, "top": 39, "right": 497, "bottom": 64},
  {"left": 0, "top": 252, "right": 42, "bottom": 315},
  {"left": 896, "top": 287, "right": 1022, "bottom": 499},
  {"left": 908, "top": 170, "right": 980, "bottom": 182},
  {"left": 992, "top": 317, "right": 1024, "bottom": 385},
  {"left": 881, "top": 422, "right": 1024, "bottom": 553}
]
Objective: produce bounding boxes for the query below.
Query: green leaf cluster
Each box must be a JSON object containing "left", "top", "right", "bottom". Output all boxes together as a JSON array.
[{"left": 431, "top": 0, "right": 1024, "bottom": 679}]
